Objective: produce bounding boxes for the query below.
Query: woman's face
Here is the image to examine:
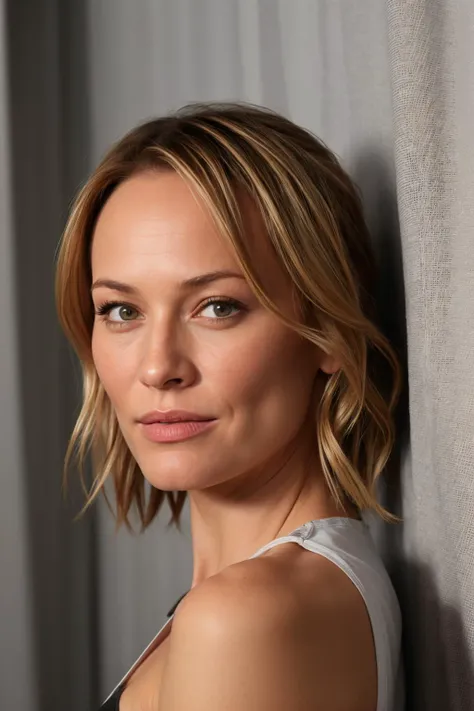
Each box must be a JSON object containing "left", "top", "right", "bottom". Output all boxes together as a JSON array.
[{"left": 90, "top": 170, "right": 337, "bottom": 493}]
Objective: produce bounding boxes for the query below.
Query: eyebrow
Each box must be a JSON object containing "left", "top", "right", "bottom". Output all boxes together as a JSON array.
[{"left": 91, "top": 270, "right": 246, "bottom": 295}]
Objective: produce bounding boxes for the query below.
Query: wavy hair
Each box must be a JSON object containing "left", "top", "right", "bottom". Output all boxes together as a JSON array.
[{"left": 55, "top": 101, "right": 403, "bottom": 532}]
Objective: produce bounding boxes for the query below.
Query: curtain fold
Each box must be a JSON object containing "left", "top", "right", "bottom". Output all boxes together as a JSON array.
[
  {"left": 0, "top": 0, "right": 37, "bottom": 708},
  {"left": 1, "top": 1, "right": 473, "bottom": 709},
  {"left": 387, "top": 1, "right": 474, "bottom": 708},
  {"left": 1, "top": 1, "right": 97, "bottom": 709}
]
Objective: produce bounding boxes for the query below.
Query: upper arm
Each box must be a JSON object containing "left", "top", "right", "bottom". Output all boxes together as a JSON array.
[{"left": 158, "top": 565, "right": 376, "bottom": 711}]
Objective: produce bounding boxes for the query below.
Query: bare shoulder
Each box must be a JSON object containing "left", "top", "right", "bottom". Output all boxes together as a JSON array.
[{"left": 159, "top": 548, "right": 376, "bottom": 711}]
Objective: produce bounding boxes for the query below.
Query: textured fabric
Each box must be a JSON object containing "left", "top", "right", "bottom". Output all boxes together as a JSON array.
[{"left": 386, "top": 2, "right": 474, "bottom": 709}]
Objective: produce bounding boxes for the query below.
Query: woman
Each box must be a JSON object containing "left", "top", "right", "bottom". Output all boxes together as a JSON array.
[{"left": 56, "top": 102, "right": 404, "bottom": 711}]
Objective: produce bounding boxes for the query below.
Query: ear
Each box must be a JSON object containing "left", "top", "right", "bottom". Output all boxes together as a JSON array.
[{"left": 318, "top": 352, "right": 342, "bottom": 376}]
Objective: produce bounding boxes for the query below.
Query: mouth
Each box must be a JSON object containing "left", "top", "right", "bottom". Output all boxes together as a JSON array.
[
  {"left": 138, "top": 410, "right": 215, "bottom": 425},
  {"left": 139, "top": 418, "right": 217, "bottom": 443},
  {"left": 154, "top": 418, "right": 215, "bottom": 424}
]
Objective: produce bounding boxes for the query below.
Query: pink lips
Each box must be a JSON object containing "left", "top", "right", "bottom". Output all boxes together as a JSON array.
[{"left": 137, "top": 410, "right": 217, "bottom": 443}]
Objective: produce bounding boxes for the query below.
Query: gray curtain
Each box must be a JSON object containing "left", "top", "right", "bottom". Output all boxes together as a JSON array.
[{"left": 1, "top": 1, "right": 473, "bottom": 709}]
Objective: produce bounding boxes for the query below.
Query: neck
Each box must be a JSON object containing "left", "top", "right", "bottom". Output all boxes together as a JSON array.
[{"left": 187, "top": 434, "right": 358, "bottom": 589}]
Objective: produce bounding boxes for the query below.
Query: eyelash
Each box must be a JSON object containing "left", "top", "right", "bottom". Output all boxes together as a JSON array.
[{"left": 94, "top": 296, "right": 246, "bottom": 328}]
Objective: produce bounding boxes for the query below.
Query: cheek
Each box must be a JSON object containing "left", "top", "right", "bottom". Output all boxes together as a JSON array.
[
  {"left": 91, "top": 329, "right": 133, "bottom": 409},
  {"left": 220, "top": 327, "right": 317, "bottom": 424}
]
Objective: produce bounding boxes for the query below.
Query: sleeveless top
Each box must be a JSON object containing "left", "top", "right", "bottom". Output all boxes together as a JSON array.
[{"left": 98, "top": 516, "right": 404, "bottom": 711}]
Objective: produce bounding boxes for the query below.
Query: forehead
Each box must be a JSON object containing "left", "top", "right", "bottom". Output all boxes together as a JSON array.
[{"left": 91, "top": 170, "right": 291, "bottom": 299}]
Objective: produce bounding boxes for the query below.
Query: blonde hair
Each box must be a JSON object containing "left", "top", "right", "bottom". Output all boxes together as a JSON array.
[{"left": 55, "top": 101, "right": 403, "bottom": 532}]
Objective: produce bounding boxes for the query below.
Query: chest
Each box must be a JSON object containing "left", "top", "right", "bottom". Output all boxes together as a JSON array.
[{"left": 119, "top": 633, "right": 171, "bottom": 711}]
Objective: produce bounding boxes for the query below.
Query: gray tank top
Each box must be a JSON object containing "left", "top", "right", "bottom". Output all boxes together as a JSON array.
[{"left": 100, "top": 516, "right": 404, "bottom": 711}]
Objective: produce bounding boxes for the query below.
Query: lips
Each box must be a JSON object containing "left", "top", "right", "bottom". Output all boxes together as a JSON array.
[
  {"left": 138, "top": 410, "right": 215, "bottom": 425},
  {"left": 139, "top": 417, "right": 217, "bottom": 443}
]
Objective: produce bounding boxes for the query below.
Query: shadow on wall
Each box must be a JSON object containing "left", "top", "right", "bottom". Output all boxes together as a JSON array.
[
  {"left": 351, "top": 146, "right": 409, "bottom": 527},
  {"left": 399, "top": 561, "right": 474, "bottom": 711},
  {"left": 351, "top": 149, "right": 474, "bottom": 711}
]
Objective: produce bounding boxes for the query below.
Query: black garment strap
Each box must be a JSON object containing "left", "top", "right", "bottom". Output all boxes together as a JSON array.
[
  {"left": 98, "top": 592, "right": 189, "bottom": 709},
  {"left": 166, "top": 590, "right": 188, "bottom": 617},
  {"left": 98, "top": 683, "right": 123, "bottom": 710}
]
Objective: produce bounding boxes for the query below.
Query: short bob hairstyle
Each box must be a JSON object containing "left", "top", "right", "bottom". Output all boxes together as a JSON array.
[{"left": 55, "top": 102, "right": 402, "bottom": 532}]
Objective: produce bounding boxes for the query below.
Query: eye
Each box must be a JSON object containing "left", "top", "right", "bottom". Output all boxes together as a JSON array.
[
  {"left": 94, "top": 300, "right": 139, "bottom": 324},
  {"left": 196, "top": 297, "right": 244, "bottom": 320}
]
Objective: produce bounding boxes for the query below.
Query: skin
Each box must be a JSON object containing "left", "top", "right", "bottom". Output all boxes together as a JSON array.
[{"left": 90, "top": 170, "right": 376, "bottom": 710}]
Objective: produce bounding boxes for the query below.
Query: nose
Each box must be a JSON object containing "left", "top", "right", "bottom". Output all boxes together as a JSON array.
[{"left": 138, "top": 319, "right": 197, "bottom": 391}]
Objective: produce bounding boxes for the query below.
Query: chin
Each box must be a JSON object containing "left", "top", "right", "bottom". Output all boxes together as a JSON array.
[
  {"left": 142, "top": 471, "right": 209, "bottom": 493},
  {"left": 136, "top": 448, "right": 213, "bottom": 491}
]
